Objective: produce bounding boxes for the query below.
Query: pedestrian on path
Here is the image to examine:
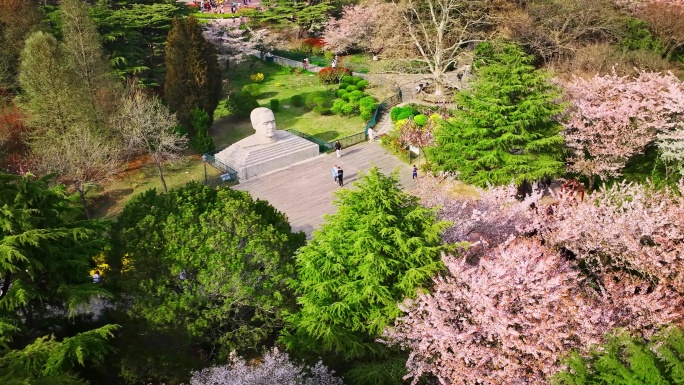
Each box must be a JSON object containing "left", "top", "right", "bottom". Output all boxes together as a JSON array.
[
  {"left": 337, "top": 167, "right": 344, "bottom": 187},
  {"left": 368, "top": 127, "right": 375, "bottom": 142},
  {"left": 412, "top": 165, "right": 418, "bottom": 179},
  {"left": 335, "top": 140, "right": 342, "bottom": 158},
  {"left": 332, "top": 164, "right": 338, "bottom": 184}
]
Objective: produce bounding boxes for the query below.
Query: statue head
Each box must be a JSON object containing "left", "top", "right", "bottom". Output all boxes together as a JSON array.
[{"left": 250, "top": 107, "right": 276, "bottom": 143}]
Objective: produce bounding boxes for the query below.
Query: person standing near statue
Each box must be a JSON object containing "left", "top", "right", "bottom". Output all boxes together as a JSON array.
[
  {"left": 335, "top": 140, "right": 342, "bottom": 158},
  {"left": 337, "top": 167, "right": 344, "bottom": 187},
  {"left": 332, "top": 164, "right": 338, "bottom": 184}
]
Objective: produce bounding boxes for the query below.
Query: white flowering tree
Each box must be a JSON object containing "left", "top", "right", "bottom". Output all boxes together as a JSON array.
[
  {"left": 190, "top": 348, "right": 343, "bottom": 385},
  {"left": 203, "top": 20, "right": 268, "bottom": 68}
]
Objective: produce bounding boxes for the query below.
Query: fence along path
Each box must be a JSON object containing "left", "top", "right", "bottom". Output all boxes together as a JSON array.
[{"left": 233, "top": 141, "right": 416, "bottom": 238}]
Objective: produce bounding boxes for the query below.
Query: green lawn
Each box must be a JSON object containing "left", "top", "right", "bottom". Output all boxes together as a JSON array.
[
  {"left": 90, "top": 154, "right": 222, "bottom": 219},
  {"left": 214, "top": 61, "right": 368, "bottom": 146}
]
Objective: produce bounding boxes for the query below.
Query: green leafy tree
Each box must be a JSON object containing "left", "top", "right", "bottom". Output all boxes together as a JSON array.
[
  {"left": 164, "top": 16, "right": 221, "bottom": 134},
  {"left": 0, "top": 173, "right": 117, "bottom": 383},
  {"left": 553, "top": 327, "right": 684, "bottom": 385},
  {"left": 92, "top": 0, "right": 192, "bottom": 88},
  {"left": 109, "top": 183, "right": 305, "bottom": 358},
  {"left": 280, "top": 167, "right": 447, "bottom": 360},
  {"left": 18, "top": 0, "right": 124, "bottom": 218},
  {"left": 257, "top": 0, "right": 334, "bottom": 36},
  {"left": 0, "top": 0, "right": 41, "bottom": 90},
  {"left": 428, "top": 42, "right": 566, "bottom": 187},
  {"left": 189, "top": 107, "right": 215, "bottom": 154}
]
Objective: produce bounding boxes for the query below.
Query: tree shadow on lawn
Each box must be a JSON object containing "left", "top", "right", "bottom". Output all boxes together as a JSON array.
[
  {"left": 258, "top": 91, "right": 279, "bottom": 99},
  {"left": 211, "top": 116, "right": 255, "bottom": 150}
]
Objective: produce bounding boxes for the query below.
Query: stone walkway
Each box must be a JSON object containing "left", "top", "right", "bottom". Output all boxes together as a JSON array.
[{"left": 234, "top": 142, "right": 416, "bottom": 238}]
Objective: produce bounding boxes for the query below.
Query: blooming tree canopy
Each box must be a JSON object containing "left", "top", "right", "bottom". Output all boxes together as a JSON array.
[
  {"left": 562, "top": 69, "right": 684, "bottom": 181},
  {"left": 190, "top": 348, "right": 343, "bottom": 385},
  {"left": 384, "top": 175, "right": 684, "bottom": 385},
  {"left": 322, "top": 2, "right": 386, "bottom": 54},
  {"left": 203, "top": 20, "right": 268, "bottom": 66}
]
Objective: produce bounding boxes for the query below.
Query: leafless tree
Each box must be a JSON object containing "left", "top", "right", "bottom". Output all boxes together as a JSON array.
[
  {"left": 399, "top": 0, "right": 492, "bottom": 96},
  {"left": 30, "top": 124, "right": 123, "bottom": 219},
  {"left": 113, "top": 84, "right": 188, "bottom": 193}
]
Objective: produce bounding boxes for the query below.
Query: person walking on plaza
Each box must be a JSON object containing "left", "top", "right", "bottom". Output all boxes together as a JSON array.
[
  {"left": 337, "top": 167, "right": 344, "bottom": 187},
  {"left": 335, "top": 140, "right": 342, "bottom": 158},
  {"left": 412, "top": 165, "right": 418, "bottom": 179},
  {"left": 332, "top": 164, "right": 338, "bottom": 184}
]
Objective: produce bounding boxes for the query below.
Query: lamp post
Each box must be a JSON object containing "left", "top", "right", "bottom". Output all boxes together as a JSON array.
[{"left": 202, "top": 154, "right": 208, "bottom": 184}]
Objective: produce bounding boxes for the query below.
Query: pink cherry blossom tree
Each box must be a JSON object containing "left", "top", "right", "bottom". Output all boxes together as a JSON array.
[
  {"left": 561, "top": 69, "right": 684, "bottom": 185},
  {"left": 203, "top": 21, "right": 268, "bottom": 68},
  {"left": 384, "top": 174, "right": 684, "bottom": 384},
  {"left": 321, "top": 2, "right": 386, "bottom": 54},
  {"left": 657, "top": 122, "right": 684, "bottom": 172}
]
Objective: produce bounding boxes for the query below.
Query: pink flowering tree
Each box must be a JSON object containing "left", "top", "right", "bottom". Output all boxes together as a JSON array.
[
  {"left": 561, "top": 69, "right": 684, "bottom": 186},
  {"left": 397, "top": 116, "right": 436, "bottom": 161},
  {"left": 531, "top": 180, "right": 684, "bottom": 291},
  {"left": 203, "top": 21, "right": 268, "bottom": 68},
  {"left": 384, "top": 175, "right": 684, "bottom": 384},
  {"left": 657, "top": 123, "right": 684, "bottom": 172},
  {"left": 321, "top": 2, "right": 385, "bottom": 54}
]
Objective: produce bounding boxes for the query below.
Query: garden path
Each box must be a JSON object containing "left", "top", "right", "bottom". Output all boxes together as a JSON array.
[{"left": 233, "top": 142, "right": 416, "bottom": 238}]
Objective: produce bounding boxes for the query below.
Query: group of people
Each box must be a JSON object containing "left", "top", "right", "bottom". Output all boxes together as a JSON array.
[
  {"left": 331, "top": 164, "right": 344, "bottom": 187},
  {"left": 197, "top": 0, "right": 248, "bottom": 14}
]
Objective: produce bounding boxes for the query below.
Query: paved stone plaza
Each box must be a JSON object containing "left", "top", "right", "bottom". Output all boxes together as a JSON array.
[{"left": 234, "top": 142, "right": 416, "bottom": 238}]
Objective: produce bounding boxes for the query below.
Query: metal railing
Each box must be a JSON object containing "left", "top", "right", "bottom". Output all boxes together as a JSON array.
[
  {"left": 365, "top": 88, "right": 403, "bottom": 134},
  {"left": 333, "top": 131, "right": 367, "bottom": 149},
  {"left": 202, "top": 151, "right": 239, "bottom": 183},
  {"left": 287, "top": 129, "right": 333, "bottom": 153}
]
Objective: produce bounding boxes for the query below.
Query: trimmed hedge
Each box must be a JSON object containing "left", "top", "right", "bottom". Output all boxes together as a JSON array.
[
  {"left": 414, "top": 114, "right": 428, "bottom": 126},
  {"left": 270, "top": 99, "right": 280, "bottom": 112},
  {"left": 356, "top": 80, "right": 369, "bottom": 89},
  {"left": 305, "top": 91, "right": 327, "bottom": 108},
  {"left": 336, "top": 89, "right": 348, "bottom": 98},
  {"left": 290, "top": 94, "right": 304, "bottom": 107},
  {"left": 346, "top": 85, "right": 358, "bottom": 92}
]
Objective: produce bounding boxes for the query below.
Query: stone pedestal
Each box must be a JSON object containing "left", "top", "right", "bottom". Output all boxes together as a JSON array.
[{"left": 215, "top": 131, "right": 319, "bottom": 181}]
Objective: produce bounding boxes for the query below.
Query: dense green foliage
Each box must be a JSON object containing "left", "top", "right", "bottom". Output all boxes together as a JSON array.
[
  {"left": 164, "top": 16, "right": 221, "bottom": 134},
  {"left": 429, "top": 42, "right": 566, "bottom": 187},
  {"left": 256, "top": 0, "right": 334, "bottom": 34},
  {"left": 92, "top": 0, "right": 192, "bottom": 87},
  {"left": 554, "top": 327, "right": 684, "bottom": 385},
  {"left": 0, "top": 173, "right": 117, "bottom": 383},
  {"left": 189, "top": 107, "right": 215, "bottom": 153},
  {"left": 110, "top": 183, "right": 305, "bottom": 358},
  {"left": 225, "top": 90, "right": 260, "bottom": 118},
  {"left": 280, "top": 167, "right": 447, "bottom": 360}
]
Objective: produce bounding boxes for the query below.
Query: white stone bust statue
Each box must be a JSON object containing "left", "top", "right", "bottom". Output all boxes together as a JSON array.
[{"left": 234, "top": 107, "right": 281, "bottom": 148}]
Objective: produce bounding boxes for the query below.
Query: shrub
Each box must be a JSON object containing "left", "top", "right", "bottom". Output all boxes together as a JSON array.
[
  {"left": 348, "top": 90, "right": 365, "bottom": 102},
  {"left": 318, "top": 66, "right": 352, "bottom": 84},
  {"left": 414, "top": 114, "right": 428, "bottom": 126},
  {"left": 390, "top": 105, "right": 417, "bottom": 121},
  {"left": 345, "top": 85, "right": 358, "bottom": 92},
  {"left": 189, "top": 108, "right": 215, "bottom": 153},
  {"left": 341, "top": 102, "right": 357, "bottom": 115},
  {"left": 242, "top": 83, "right": 261, "bottom": 97},
  {"left": 359, "top": 96, "right": 375, "bottom": 105},
  {"left": 360, "top": 109, "right": 373, "bottom": 122},
  {"left": 313, "top": 97, "right": 326, "bottom": 107},
  {"left": 313, "top": 105, "right": 330, "bottom": 115},
  {"left": 312, "top": 46, "right": 325, "bottom": 56},
  {"left": 336, "top": 89, "right": 348, "bottom": 98},
  {"left": 250, "top": 72, "right": 265, "bottom": 83},
  {"left": 226, "top": 91, "right": 260, "bottom": 118},
  {"left": 270, "top": 99, "right": 280, "bottom": 112},
  {"left": 342, "top": 75, "right": 354, "bottom": 84},
  {"left": 356, "top": 80, "right": 369, "bottom": 89},
  {"left": 305, "top": 91, "right": 327, "bottom": 108},
  {"left": 350, "top": 76, "right": 363, "bottom": 85},
  {"left": 290, "top": 94, "right": 304, "bottom": 107},
  {"left": 331, "top": 99, "right": 346, "bottom": 115},
  {"left": 341, "top": 93, "right": 351, "bottom": 101},
  {"left": 338, "top": 83, "right": 351, "bottom": 90}
]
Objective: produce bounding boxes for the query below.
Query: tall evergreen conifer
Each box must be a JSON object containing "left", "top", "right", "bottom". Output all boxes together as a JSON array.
[
  {"left": 164, "top": 16, "right": 221, "bottom": 134},
  {"left": 280, "top": 167, "right": 447, "bottom": 360},
  {"left": 429, "top": 42, "right": 566, "bottom": 187}
]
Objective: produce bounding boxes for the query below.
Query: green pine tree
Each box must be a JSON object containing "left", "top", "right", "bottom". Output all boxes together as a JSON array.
[
  {"left": 553, "top": 327, "right": 684, "bottom": 385},
  {"left": 428, "top": 42, "right": 566, "bottom": 187},
  {"left": 164, "top": 16, "right": 221, "bottom": 135},
  {"left": 0, "top": 173, "right": 118, "bottom": 383},
  {"left": 280, "top": 167, "right": 448, "bottom": 360}
]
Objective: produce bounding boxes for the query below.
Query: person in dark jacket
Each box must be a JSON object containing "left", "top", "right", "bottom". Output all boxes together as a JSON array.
[
  {"left": 335, "top": 140, "right": 342, "bottom": 158},
  {"left": 337, "top": 167, "right": 344, "bottom": 187}
]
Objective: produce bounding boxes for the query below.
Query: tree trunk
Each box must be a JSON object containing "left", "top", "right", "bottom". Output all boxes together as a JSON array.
[
  {"left": 156, "top": 161, "right": 168, "bottom": 193},
  {"left": 78, "top": 187, "right": 91, "bottom": 220}
]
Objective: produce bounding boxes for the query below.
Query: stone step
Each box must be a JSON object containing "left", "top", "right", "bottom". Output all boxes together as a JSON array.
[{"left": 242, "top": 140, "right": 318, "bottom": 166}]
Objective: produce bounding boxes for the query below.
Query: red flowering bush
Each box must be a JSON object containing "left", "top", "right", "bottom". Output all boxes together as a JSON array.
[
  {"left": 303, "top": 38, "right": 324, "bottom": 49},
  {"left": 318, "top": 67, "right": 352, "bottom": 84}
]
